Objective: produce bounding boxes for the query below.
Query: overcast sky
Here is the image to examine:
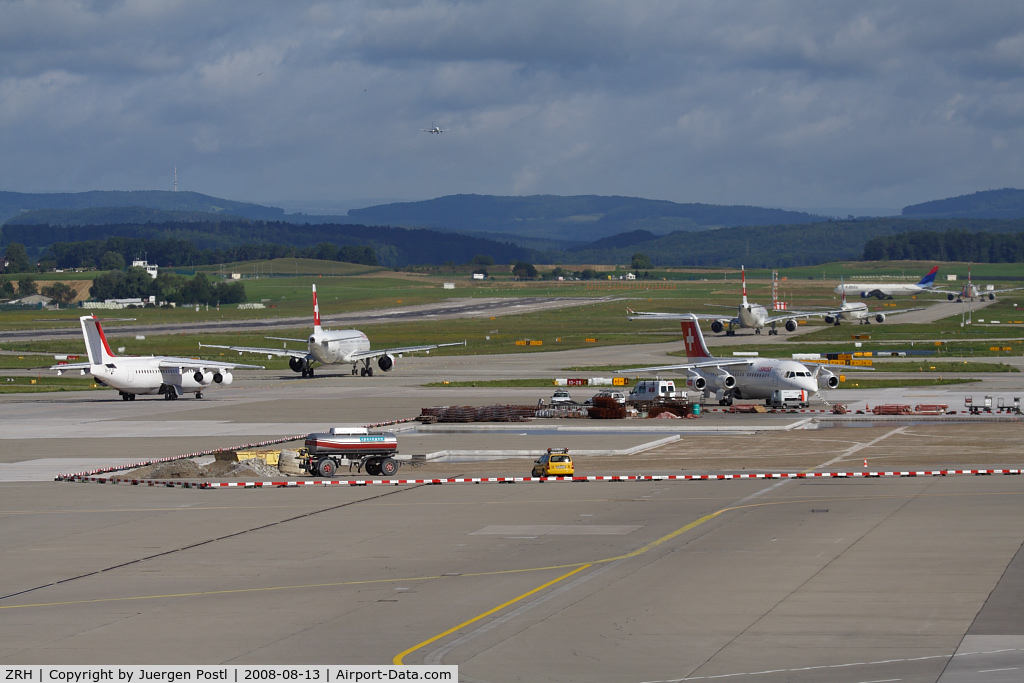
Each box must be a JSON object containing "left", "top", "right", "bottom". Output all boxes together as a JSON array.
[{"left": 2, "top": 1, "right": 1024, "bottom": 213}]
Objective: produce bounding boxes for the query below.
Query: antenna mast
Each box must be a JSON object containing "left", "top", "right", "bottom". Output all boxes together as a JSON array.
[{"left": 174, "top": 167, "right": 177, "bottom": 192}]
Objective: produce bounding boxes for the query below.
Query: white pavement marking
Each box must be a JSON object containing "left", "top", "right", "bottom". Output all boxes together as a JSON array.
[{"left": 815, "top": 426, "right": 907, "bottom": 469}]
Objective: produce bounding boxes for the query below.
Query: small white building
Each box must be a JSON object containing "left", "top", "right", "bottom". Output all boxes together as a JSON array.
[
  {"left": 131, "top": 260, "right": 158, "bottom": 279},
  {"left": 625, "top": 272, "right": 636, "bottom": 280}
]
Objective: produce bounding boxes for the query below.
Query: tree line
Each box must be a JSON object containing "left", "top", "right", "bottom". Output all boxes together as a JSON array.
[
  {"left": 90, "top": 269, "right": 247, "bottom": 305},
  {"left": 39, "top": 238, "right": 378, "bottom": 270},
  {"left": 862, "top": 230, "right": 1024, "bottom": 262}
]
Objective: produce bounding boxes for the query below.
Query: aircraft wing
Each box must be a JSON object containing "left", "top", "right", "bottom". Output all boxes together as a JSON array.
[
  {"left": 627, "top": 309, "right": 734, "bottom": 323},
  {"left": 157, "top": 356, "right": 264, "bottom": 370},
  {"left": 347, "top": 340, "right": 466, "bottom": 361},
  {"left": 763, "top": 311, "right": 821, "bottom": 323},
  {"left": 50, "top": 361, "right": 92, "bottom": 371},
  {"left": 614, "top": 358, "right": 756, "bottom": 374},
  {"left": 198, "top": 342, "right": 310, "bottom": 360},
  {"left": 266, "top": 336, "right": 309, "bottom": 343}
]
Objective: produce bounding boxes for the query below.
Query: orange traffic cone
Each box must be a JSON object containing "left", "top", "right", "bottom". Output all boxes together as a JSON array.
[{"left": 863, "top": 458, "right": 868, "bottom": 468}]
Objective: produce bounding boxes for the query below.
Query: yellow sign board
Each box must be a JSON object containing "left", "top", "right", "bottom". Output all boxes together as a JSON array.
[
  {"left": 613, "top": 377, "right": 627, "bottom": 386},
  {"left": 529, "top": 340, "right": 543, "bottom": 346},
  {"left": 515, "top": 340, "right": 528, "bottom": 346},
  {"left": 585, "top": 338, "right": 598, "bottom": 343}
]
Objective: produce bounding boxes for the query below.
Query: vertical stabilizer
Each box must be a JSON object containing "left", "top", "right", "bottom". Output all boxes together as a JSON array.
[
  {"left": 312, "top": 284, "right": 322, "bottom": 334},
  {"left": 679, "top": 315, "right": 714, "bottom": 361},
  {"left": 840, "top": 277, "right": 847, "bottom": 306},
  {"left": 80, "top": 315, "right": 116, "bottom": 365},
  {"left": 917, "top": 266, "right": 939, "bottom": 288},
  {"left": 741, "top": 265, "right": 749, "bottom": 307}
]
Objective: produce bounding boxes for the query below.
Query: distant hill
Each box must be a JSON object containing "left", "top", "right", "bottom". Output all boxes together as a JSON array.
[
  {"left": 346, "top": 194, "right": 826, "bottom": 242},
  {"left": 0, "top": 190, "right": 285, "bottom": 225},
  {"left": 554, "top": 217, "right": 1024, "bottom": 268},
  {"left": 2, "top": 220, "right": 534, "bottom": 268},
  {"left": 902, "top": 188, "right": 1024, "bottom": 219}
]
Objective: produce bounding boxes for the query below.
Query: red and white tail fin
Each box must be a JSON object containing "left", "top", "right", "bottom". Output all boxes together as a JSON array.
[
  {"left": 679, "top": 315, "right": 714, "bottom": 361},
  {"left": 312, "top": 284, "right": 322, "bottom": 333},
  {"left": 840, "top": 277, "right": 847, "bottom": 306},
  {"left": 80, "top": 315, "right": 116, "bottom": 365},
  {"left": 741, "top": 265, "right": 749, "bottom": 307}
]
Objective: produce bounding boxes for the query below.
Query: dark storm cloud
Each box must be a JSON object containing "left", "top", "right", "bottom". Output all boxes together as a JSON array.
[{"left": 1, "top": 1, "right": 1023, "bottom": 210}]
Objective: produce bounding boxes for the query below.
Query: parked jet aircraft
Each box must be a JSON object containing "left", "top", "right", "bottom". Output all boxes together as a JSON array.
[
  {"left": 618, "top": 315, "right": 848, "bottom": 405},
  {"left": 628, "top": 266, "right": 817, "bottom": 335},
  {"left": 822, "top": 278, "right": 923, "bottom": 325},
  {"left": 834, "top": 266, "right": 940, "bottom": 299},
  {"left": 200, "top": 284, "right": 465, "bottom": 377},
  {"left": 51, "top": 316, "right": 261, "bottom": 400}
]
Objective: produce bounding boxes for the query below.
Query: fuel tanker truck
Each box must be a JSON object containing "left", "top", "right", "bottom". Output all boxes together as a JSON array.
[{"left": 302, "top": 427, "right": 400, "bottom": 477}]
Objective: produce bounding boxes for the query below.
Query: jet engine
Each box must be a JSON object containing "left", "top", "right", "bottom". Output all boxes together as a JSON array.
[
  {"left": 213, "top": 371, "right": 233, "bottom": 385},
  {"left": 785, "top": 319, "right": 798, "bottom": 332},
  {"left": 818, "top": 368, "right": 839, "bottom": 390},
  {"left": 710, "top": 320, "right": 724, "bottom": 334},
  {"left": 824, "top": 315, "right": 837, "bottom": 325},
  {"left": 874, "top": 313, "right": 886, "bottom": 323},
  {"left": 948, "top": 293, "right": 956, "bottom": 301},
  {"left": 988, "top": 292, "right": 996, "bottom": 300},
  {"left": 193, "top": 370, "right": 212, "bottom": 384},
  {"left": 703, "top": 373, "right": 736, "bottom": 390},
  {"left": 377, "top": 354, "right": 396, "bottom": 372},
  {"left": 685, "top": 373, "right": 707, "bottom": 391},
  {"left": 289, "top": 357, "right": 305, "bottom": 373}
]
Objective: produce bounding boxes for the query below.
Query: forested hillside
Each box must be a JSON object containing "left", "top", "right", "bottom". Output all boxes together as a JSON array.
[
  {"left": 863, "top": 230, "right": 1024, "bottom": 262},
  {"left": 0, "top": 190, "right": 285, "bottom": 224},
  {"left": 2, "top": 220, "right": 533, "bottom": 267},
  {"left": 902, "top": 188, "right": 1024, "bottom": 219},
  {"left": 346, "top": 194, "right": 825, "bottom": 241}
]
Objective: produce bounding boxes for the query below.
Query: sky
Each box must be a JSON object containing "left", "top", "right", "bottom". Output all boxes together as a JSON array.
[{"left": 2, "top": 1, "right": 1024, "bottom": 214}]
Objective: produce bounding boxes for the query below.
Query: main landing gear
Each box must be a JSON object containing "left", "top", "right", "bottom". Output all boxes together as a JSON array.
[
  {"left": 119, "top": 392, "right": 136, "bottom": 401},
  {"left": 352, "top": 360, "right": 374, "bottom": 377}
]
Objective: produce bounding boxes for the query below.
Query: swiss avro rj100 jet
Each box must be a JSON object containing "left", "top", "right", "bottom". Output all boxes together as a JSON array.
[
  {"left": 52, "top": 316, "right": 262, "bottom": 401},
  {"left": 628, "top": 266, "right": 817, "bottom": 335},
  {"left": 201, "top": 284, "right": 465, "bottom": 377},
  {"left": 618, "top": 315, "right": 857, "bottom": 405}
]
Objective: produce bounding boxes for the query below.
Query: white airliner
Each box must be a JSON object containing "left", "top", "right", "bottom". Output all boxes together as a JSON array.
[
  {"left": 200, "top": 284, "right": 465, "bottom": 377},
  {"left": 619, "top": 315, "right": 844, "bottom": 405},
  {"left": 834, "top": 266, "right": 940, "bottom": 299},
  {"left": 934, "top": 264, "right": 1023, "bottom": 302},
  {"left": 51, "top": 316, "right": 262, "bottom": 401},
  {"left": 422, "top": 124, "right": 445, "bottom": 134},
  {"left": 822, "top": 278, "right": 923, "bottom": 326},
  {"left": 628, "top": 266, "right": 817, "bottom": 335}
]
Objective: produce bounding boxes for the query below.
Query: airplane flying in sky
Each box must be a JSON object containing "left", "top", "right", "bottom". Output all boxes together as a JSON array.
[
  {"left": 834, "top": 266, "right": 940, "bottom": 300},
  {"left": 201, "top": 284, "right": 465, "bottom": 377},
  {"left": 52, "top": 316, "right": 261, "bottom": 401},
  {"left": 628, "top": 266, "right": 817, "bottom": 335},
  {"left": 618, "top": 315, "right": 847, "bottom": 405},
  {"left": 822, "top": 278, "right": 923, "bottom": 325},
  {"left": 422, "top": 124, "right": 445, "bottom": 134}
]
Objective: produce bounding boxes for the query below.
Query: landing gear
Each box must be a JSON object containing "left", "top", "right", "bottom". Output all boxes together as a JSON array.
[
  {"left": 120, "top": 392, "right": 130, "bottom": 401},
  {"left": 195, "top": 392, "right": 203, "bottom": 399},
  {"left": 358, "top": 362, "right": 374, "bottom": 377},
  {"left": 163, "top": 391, "right": 178, "bottom": 401}
]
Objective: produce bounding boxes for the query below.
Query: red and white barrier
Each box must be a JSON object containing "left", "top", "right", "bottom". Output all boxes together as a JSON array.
[{"left": 59, "top": 469, "right": 1022, "bottom": 489}]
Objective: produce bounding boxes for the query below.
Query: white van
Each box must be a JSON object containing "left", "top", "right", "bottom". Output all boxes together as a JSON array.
[{"left": 627, "top": 380, "right": 677, "bottom": 402}]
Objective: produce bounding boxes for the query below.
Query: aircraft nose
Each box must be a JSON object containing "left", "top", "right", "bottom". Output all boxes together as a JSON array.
[{"left": 800, "top": 377, "right": 818, "bottom": 393}]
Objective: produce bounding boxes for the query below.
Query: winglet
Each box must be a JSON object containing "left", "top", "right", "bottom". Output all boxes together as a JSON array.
[{"left": 679, "top": 315, "right": 713, "bottom": 360}]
